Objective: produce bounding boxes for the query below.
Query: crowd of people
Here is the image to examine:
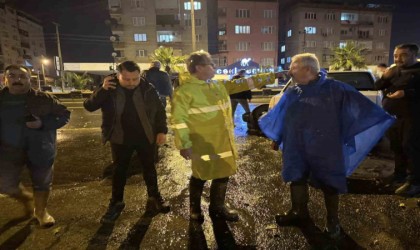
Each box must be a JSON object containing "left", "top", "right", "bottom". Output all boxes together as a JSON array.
[{"left": 0, "top": 45, "right": 418, "bottom": 244}]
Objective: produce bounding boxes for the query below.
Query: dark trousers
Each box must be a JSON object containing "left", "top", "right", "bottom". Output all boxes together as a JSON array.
[
  {"left": 387, "top": 117, "right": 413, "bottom": 180},
  {"left": 110, "top": 143, "right": 159, "bottom": 203}
]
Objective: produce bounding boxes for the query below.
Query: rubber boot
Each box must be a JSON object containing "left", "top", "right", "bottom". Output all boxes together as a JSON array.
[
  {"left": 10, "top": 183, "right": 34, "bottom": 218},
  {"left": 33, "top": 191, "right": 55, "bottom": 227},
  {"left": 189, "top": 177, "right": 205, "bottom": 224},
  {"left": 324, "top": 191, "right": 341, "bottom": 240},
  {"left": 275, "top": 183, "right": 310, "bottom": 226},
  {"left": 209, "top": 179, "right": 239, "bottom": 222}
]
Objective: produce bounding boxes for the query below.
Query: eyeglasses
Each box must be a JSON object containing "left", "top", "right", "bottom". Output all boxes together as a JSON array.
[{"left": 6, "top": 73, "right": 30, "bottom": 80}]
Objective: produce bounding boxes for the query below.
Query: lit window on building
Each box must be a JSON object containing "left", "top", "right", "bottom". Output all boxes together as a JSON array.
[
  {"left": 158, "top": 34, "right": 174, "bottom": 42},
  {"left": 341, "top": 13, "right": 358, "bottom": 23},
  {"left": 235, "top": 25, "right": 251, "bottom": 34},
  {"left": 339, "top": 42, "right": 347, "bottom": 48},
  {"left": 134, "top": 33, "right": 147, "bottom": 42},
  {"left": 280, "top": 58, "right": 285, "bottom": 64},
  {"left": 184, "top": 1, "right": 201, "bottom": 10},
  {"left": 281, "top": 45, "right": 285, "bottom": 52},
  {"left": 287, "top": 29, "right": 292, "bottom": 37},
  {"left": 286, "top": 57, "right": 291, "bottom": 63},
  {"left": 304, "top": 27, "right": 316, "bottom": 34}
]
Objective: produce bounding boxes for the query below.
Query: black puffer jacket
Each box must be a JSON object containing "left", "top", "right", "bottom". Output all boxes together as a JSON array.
[{"left": 83, "top": 78, "right": 167, "bottom": 144}]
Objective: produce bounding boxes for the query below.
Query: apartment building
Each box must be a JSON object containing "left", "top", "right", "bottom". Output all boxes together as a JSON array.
[
  {"left": 0, "top": 2, "right": 46, "bottom": 71},
  {"left": 214, "top": 0, "right": 278, "bottom": 68},
  {"left": 108, "top": 0, "right": 209, "bottom": 63},
  {"left": 279, "top": 2, "right": 393, "bottom": 69}
]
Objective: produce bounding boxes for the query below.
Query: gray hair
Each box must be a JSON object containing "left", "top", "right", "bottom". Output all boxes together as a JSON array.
[
  {"left": 186, "top": 50, "right": 212, "bottom": 73},
  {"left": 291, "top": 53, "right": 320, "bottom": 73}
]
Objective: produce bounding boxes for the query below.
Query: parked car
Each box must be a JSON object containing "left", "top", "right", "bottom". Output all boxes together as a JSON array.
[{"left": 245, "top": 71, "right": 383, "bottom": 135}]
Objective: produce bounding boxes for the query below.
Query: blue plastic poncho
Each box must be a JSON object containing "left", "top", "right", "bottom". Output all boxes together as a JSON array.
[{"left": 259, "top": 71, "right": 395, "bottom": 193}]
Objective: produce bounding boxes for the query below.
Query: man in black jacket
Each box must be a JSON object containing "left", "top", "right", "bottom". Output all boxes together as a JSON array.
[
  {"left": 142, "top": 61, "right": 172, "bottom": 107},
  {"left": 0, "top": 64, "right": 70, "bottom": 227},
  {"left": 84, "top": 61, "right": 170, "bottom": 223},
  {"left": 230, "top": 69, "right": 252, "bottom": 121},
  {"left": 375, "top": 43, "right": 420, "bottom": 197}
]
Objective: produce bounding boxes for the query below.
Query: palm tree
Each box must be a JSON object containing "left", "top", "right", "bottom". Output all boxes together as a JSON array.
[
  {"left": 330, "top": 41, "right": 367, "bottom": 71},
  {"left": 65, "top": 72, "right": 93, "bottom": 90},
  {"left": 149, "top": 46, "right": 187, "bottom": 73}
]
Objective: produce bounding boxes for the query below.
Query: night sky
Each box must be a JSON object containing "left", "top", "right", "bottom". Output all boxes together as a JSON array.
[{"left": 7, "top": 0, "right": 420, "bottom": 64}]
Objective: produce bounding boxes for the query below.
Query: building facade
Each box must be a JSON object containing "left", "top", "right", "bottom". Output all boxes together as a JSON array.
[
  {"left": 213, "top": 0, "right": 279, "bottom": 68},
  {"left": 108, "top": 0, "right": 209, "bottom": 63},
  {"left": 0, "top": 2, "right": 46, "bottom": 72},
  {"left": 279, "top": 2, "right": 393, "bottom": 69}
]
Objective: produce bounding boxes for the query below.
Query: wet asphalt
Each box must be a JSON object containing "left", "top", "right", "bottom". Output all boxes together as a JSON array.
[{"left": 0, "top": 98, "right": 419, "bottom": 250}]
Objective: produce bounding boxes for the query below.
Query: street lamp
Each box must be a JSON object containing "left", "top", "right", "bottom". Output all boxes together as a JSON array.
[{"left": 41, "top": 58, "right": 50, "bottom": 89}]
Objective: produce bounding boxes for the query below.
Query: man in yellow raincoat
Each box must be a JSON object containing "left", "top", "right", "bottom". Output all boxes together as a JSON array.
[{"left": 171, "top": 51, "right": 275, "bottom": 223}]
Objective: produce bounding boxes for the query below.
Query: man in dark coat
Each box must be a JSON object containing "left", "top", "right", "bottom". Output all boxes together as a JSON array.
[
  {"left": 142, "top": 60, "right": 172, "bottom": 107},
  {"left": 0, "top": 64, "right": 70, "bottom": 227},
  {"left": 84, "top": 61, "right": 170, "bottom": 224},
  {"left": 230, "top": 69, "right": 251, "bottom": 120},
  {"left": 375, "top": 43, "right": 420, "bottom": 196},
  {"left": 259, "top": 53, "right": 394, "bottom": 240}
]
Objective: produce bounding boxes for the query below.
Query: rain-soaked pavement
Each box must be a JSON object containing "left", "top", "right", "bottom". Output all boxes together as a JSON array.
[{"left": 0, "top": 98, "right": 419, "bottom": 250}]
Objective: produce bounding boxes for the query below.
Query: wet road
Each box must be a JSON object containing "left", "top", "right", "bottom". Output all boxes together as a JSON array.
[{"left": 0, "top": 98, "right": 419, "bottom": 250}]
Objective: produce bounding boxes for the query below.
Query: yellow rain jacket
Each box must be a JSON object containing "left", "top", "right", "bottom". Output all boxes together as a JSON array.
[{"left": 171, "top": 72, "right": 275, "bottom": 180}]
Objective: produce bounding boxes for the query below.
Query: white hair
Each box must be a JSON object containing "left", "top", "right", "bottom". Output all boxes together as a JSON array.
[{"left": 291, "top": 53, "right": 320, "bottom": 73}]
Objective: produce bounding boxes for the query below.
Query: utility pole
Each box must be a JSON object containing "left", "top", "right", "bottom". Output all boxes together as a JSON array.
[
  {"left": 190, "top": 0, "right": 196, "bottom": 52},
  {"left": 52, "top": 22, "right": 65, "bottom": 90}
]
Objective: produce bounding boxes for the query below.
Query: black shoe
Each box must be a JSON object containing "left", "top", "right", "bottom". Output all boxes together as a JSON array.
[
  {"left": 209, "top": 206, "right": 239, "bottom": 222},
  {"left": 275, "top": 210, "right": 309, "bottom": 226},
  {"left": 324, "top": 223, "right": 342, "bottom": 240},
  {"left": 190, "top": 211, "right": 205, "bottom": 224},
  {"left": 398, "top": 184, "right": 420, "bottom": 197},
  {"left": 147, "top": 196, "right": 170, "bottom": 214},
  {"left": 100, "top": 201, "right": 125, "bottom": 224}
]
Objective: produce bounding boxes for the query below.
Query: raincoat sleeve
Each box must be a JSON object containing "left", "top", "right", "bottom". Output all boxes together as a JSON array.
[
  {"left": 221, "top": 72, "right": 275, "bottom": 95},
  {"left": 171, "top": 86, "right": 193, "bottom": 149},
  {"left": 258, "top": 89, "right": 296, "bottom": 148},
  {"left": 339, "top": 84, "right": 395, "bottom": 175}
]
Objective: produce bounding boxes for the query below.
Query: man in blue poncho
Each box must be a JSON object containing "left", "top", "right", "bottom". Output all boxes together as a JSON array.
[{"left": 259, "top": 53, "right": 394, "bottom": 239}]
